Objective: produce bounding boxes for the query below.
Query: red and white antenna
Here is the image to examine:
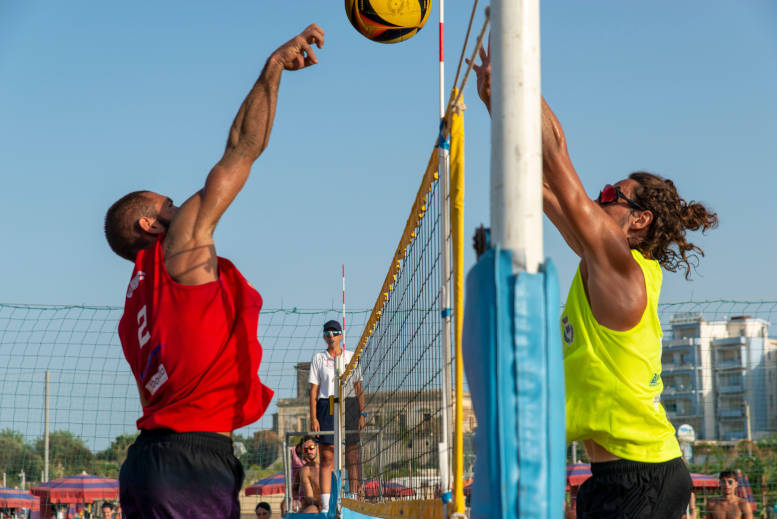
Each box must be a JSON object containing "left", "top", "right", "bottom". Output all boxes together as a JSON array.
[{"left": 341, "top": 264, "right": 346, "bottom": 348}]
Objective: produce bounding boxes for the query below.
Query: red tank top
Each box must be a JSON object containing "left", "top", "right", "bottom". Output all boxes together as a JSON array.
[{"left": 118, "top": 236, "right": 274, "bottom": 432}]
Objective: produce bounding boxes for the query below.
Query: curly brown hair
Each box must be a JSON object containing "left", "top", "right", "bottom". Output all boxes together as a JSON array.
[{"left": 628, "top": 172, "right": 718, "bottom": 279}]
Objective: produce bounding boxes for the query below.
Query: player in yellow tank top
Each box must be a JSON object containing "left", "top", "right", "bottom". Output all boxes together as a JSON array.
[
  {"left": 470, "top": 46, "right": 718, "bottom": 516},
  {"left": 562, "top": 249, "right": 680, "bottom": 462}
]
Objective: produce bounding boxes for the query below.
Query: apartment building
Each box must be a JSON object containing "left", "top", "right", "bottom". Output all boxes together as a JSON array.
[{"left": 661, "top": 313, "right": 777, "bottom": 441}]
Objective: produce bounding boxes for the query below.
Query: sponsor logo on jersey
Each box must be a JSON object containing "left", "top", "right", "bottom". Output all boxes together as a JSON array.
[
  {"left": 649, "top": 373, "right": 660, "bottom": 387},
  {"left": 562, "top": 315, "right": 574, "bottom": 345},
  {"left": 126, "top": 271, "right": 146, "bottom": 299},
  {"left": 145, "top": 364, "right": 168, "bottom": 396}
]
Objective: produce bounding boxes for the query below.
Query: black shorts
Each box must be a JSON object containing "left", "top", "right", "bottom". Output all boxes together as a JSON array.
[
  {"left": 576, "top": 457, "right": 691, "bottom": 519},
  {"left": 316, "top": 397, "right": 361, "bottom": 446},
  {"left": 119, "top": 429, "right": 244, "bottom": 519}
]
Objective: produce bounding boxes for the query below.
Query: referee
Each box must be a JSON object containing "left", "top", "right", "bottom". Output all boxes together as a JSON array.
[{"left": 309, "top": 320, "right": 365, "bottom": 510}]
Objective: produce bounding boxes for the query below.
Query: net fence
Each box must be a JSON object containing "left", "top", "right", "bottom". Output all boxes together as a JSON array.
[
  {"left": 0, "top": 303, "right": 370, "bottom": 491},
  {"left": 3, "top": 300, "right": 776, "bottom": 515}
]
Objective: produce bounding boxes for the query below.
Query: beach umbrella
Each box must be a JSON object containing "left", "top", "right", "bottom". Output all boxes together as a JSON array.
[
  {"left": 363, "top": 480, "right": 416, "bottom": 498},
  {"left": 566, "top": 463, "right": 592, "bottom": 488},
  {"left": 0, "top": 487, "right": 37, "bottom": 508},
  {"left": 30, "top": 473, "right": 118, "bottom": 503},
  {"left": 245, "top": 472, "right": 285, "bottom": 496},
  {"left": 689, "top": 473, "right": 719, "bottom": 488}
]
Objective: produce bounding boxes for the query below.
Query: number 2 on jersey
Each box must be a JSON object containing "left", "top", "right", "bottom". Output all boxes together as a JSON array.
[{"left": 137, "top": 305, "right": 151, "bottom": 349}]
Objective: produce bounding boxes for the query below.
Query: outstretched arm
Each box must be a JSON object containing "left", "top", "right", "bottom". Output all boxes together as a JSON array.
[
  {"left": 468, "top": 41, "right": 582, "bottom": 256},
  {"left": 164, "top": 24, "right": 325, "bottom": 285},
  {"left": 470, "top": 43, "right": 645, "bottom": 328}
]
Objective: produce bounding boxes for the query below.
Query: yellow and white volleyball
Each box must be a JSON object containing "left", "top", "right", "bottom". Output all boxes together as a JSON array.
[{"left": 345, "top": 0, "right": 431, "bottom": 44}]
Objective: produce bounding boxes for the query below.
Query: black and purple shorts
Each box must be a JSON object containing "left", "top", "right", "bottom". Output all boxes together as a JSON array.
[{"left": 119, "top": 429, "right": 244, "bottom": 519}]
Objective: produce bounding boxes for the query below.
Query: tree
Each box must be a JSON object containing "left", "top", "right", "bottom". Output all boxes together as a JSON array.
[
  {"left": 96, "top": 433, "right": 139, "bottom": 466},
  {"left": 34, "top": 430, "right": 95, "bottom": 477},
  {"left": 244, "top": 430, "right": 281, "bottom": 469},
  {"left": 0, "top": 429, "right": 42, "bottom": 487}
]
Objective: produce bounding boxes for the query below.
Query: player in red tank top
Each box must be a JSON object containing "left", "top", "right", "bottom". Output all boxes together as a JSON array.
[{"left": 104, "top": 24, "right": 325, "bottom": 519}]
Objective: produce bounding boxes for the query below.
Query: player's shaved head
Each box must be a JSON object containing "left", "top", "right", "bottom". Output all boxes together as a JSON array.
[{"left": 105, "top": 190, "right": 157, "bottom": 261}]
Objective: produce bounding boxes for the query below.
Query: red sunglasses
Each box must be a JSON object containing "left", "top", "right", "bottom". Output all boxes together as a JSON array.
[{"left": 597, "top": 184, "right": 645, "bottom": 211}]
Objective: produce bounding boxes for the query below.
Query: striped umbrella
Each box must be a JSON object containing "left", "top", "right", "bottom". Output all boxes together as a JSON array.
[
  {"left": 0, "top": 487, "right": 37, "bottom": 508},
  {"left": 30, "top": 473, "right": 118, "bottom": 503},
  {"left": 245, "top": 472, "right": 285, "bottom": 496},
  {"left": 363, "top": 480, "right": 416, "bottom": 498},
  {"left": 566, "top": 463, "right": 592, "bottom": 487}
]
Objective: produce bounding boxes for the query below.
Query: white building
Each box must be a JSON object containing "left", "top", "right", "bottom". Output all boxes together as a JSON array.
[{"left": 662, "top": 313, "right": 777, "bottom": 441}]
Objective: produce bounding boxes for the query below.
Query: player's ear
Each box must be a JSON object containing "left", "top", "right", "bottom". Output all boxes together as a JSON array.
[
  {"left": 138, "top": 216, "right": 164, "bottom": 234},
  {"left": 631, "top": 209, "right": 653, "bottom": 232}
]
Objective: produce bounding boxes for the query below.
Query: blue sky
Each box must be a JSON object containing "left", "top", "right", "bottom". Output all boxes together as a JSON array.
[{"left": 1, "top": 0, "right": 776, "bottom": 312}]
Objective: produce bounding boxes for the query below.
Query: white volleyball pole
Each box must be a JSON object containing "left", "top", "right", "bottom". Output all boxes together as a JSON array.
[
  {"left": 438, "top": 0, "right": 454, "bottom": 515},
  {"left": 490, "top": 0, "right": 543, "bottom": 272}
]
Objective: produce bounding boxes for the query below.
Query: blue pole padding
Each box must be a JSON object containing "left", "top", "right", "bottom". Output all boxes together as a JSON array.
[{"left": 462, "top": 248, "right": 565, "bottom": 519}]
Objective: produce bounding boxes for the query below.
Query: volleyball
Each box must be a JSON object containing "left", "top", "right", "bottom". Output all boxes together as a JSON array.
[{"left": 345, "top": 0, "right": 431, "bottom": 44}]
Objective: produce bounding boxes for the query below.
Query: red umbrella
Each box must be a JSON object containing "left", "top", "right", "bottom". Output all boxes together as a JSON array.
[
  {"left": 566, "top": 463, "right": 592, "bottom": 488},
  {"left": 689, "top": 473, "right": 719, "bottom": 488},
  {"left": 30, "top": 473, "right": 118, "bottom": 503},
  {"left": 245, "top": 472, "right": 286, "bottom": 496},
  {"left": 363, "top": 480, "right": 416, "bottom": 498},
  {"left": 0, "top": 487, "right": 37, "bottom": 509}
]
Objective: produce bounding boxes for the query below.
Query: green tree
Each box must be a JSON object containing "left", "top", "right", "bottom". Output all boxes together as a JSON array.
[
  {"left": 96, "top": 433, "right": 139, "bottom": 466},
  {"left": 0, "top": 429, "right": 42, "bottom": 487},
  {"left": 244, "top": 430, "right": 281, "bottom": 469},
  {"left": 34, "top": 430, "right": 95, "bottom": 477}
]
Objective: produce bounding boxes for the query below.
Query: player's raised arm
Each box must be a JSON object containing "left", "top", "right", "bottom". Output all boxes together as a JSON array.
[{"left": 164, "top": 24, "right": 324, "bottom": 284}]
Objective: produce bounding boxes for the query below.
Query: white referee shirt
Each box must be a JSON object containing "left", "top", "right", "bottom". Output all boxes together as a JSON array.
[{"left": 308, "top": 349, "right": 362, "bottom": 399}]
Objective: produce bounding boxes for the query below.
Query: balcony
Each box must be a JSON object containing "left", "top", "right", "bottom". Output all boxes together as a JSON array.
[
  {"left": 662, "top": 386, "right": 699, "bottom": 396},
  {"left": 662, "top": 364, "right": 696, "bottom": 374},
  {"left": 665, "top": 409, "right": 698, "bottom": 420},
  {"left": 715, "top": 358, "right": 746, "bottom": 370},
  {"left": 663, "top": 337, "right": 696, "bottom": 351},
  {"left": 717, "top": 384, "right": 745, "bottom": 394},
  {"left": 712, "top": 336, "right": 747, "bottom": 348},
  {"left": 721, "top": 431, "right": 747, "bottom": 441},
  {"left": 718, "top": 408, "right": 744, "bottom": 418}
]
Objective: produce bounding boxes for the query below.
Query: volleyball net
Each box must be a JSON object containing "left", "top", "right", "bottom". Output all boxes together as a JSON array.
[
  {"left": 0, "top": 303, "right": 371, "bottom": 490},
  {"left": 2, "top": 299, "right": 777, "bottom": 513},
  {"left": 334, "top": 101, "right": 471, "bottom": 519}
]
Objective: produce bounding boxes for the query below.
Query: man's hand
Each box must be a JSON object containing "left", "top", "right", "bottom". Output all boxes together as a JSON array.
[
  {"left": 311, "top": 417, "right": 320, "bottom": 432},
  {"left": 358, "top": 415, "right": 365, "bottom": 431},
  {"left": 466, "top": 35, "right": 491, "bottom": 113},
  {"left": 269, "top": 24, "right": 325, "bottom": 71}
]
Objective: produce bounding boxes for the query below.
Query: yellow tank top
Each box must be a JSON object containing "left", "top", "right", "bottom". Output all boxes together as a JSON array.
[{"left": 561, "top": 249, "right": 681, "bottom": 462}]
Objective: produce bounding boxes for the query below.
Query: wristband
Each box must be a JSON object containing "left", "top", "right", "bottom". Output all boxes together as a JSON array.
[{"left": 360, "top": 412, "right": 367, "bottom": 417}]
